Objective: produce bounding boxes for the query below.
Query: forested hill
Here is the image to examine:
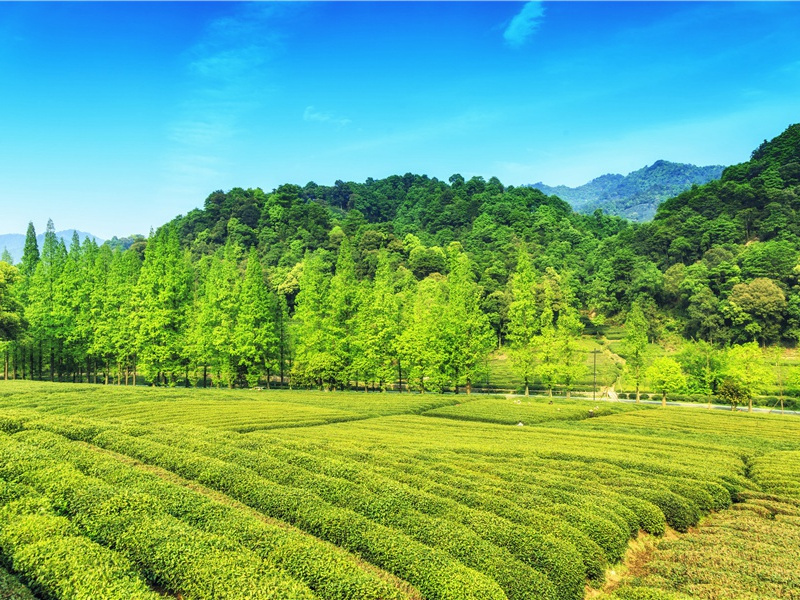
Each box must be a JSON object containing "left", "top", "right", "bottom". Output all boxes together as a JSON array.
[
  {"left": 1, "top": 123, "right": 799, "bottom": 390},
  {"left": 169, "top": 174, "right": 629, "bottom": 300},
  {"left": 531, "top": 161, "right": 725, "bottom": 221}
]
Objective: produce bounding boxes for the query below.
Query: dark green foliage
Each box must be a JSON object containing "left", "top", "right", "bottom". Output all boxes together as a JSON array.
[{"left": 5, "top": 122, "right": 800, "bottom": 390}]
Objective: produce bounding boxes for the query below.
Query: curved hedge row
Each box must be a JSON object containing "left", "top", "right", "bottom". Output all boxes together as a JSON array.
[
  {"left": 0, "top": 564, "right": 36, "bottom": 600},
  {"left": 0, "top": 484, "right": 160, "bottom": 600},
  {"left": 137, "top": 428, "right": 581, "bottom": 600},
  {"left": 90, "top": 429, "right": 507, "bottom": 600},
  {"left": 15, "top": 428, "right": 408, "bottom": 600},
  {"left": 0, "top": 434, "right": 319, "bottom": 600}
]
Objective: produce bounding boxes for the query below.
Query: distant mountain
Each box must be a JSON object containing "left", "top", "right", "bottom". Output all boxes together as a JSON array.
[
  {"left": 531, "top": 160, "right": 725, "bottom": 221},
  {"left": 0, "top": 230, "right": 104, "bottom": 264}
]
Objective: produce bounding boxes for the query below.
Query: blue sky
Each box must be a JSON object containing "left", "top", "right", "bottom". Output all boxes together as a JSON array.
[{"left": 1, "top": 1, "right": 799, "bottom": 239}]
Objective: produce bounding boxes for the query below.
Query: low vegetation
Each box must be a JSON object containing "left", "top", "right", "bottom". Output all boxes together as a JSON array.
[{"left": 0, "top": 382, "right": 799, "bottom": 599}]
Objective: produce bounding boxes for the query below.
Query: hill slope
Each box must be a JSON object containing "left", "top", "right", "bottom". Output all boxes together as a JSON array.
[{"left": 532, "top": 160, "right": 725, "bottom": 221}]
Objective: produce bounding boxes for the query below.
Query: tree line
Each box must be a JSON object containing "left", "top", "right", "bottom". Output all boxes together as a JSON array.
[
  {"left": 0, "top": 123, "right": 798, "bottom": 396},
  {"left": 0, "top": 218, "right": 596, "bottom": 393}
]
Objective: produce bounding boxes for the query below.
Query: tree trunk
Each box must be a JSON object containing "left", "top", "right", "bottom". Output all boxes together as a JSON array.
[
  {"left": 662, "top": 392, "right": 666, "bottom": 407},
  {"left": 466, "top": 378, "right": 472, "bottom": 395},
  {"left": 748, "top": 397, "right": 752, "bottom": 413},
  {"left": 635, "top": 383, "right": 640, "bottom": 404},
  {"left": 566, "top": 388, "right": 571, "bottom": 400},
  {"left": 525, "top": 379, "right": 529, "bottom": 397}
]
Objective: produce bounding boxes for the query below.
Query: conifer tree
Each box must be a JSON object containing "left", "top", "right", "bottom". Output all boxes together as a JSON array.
[
  {"left": 292, "top": 250, "right": 335, "bottom": 388},
  {"left": 554, "top": 305, "right": 585, "bottom": 399},
  {"left": 234, "top": 248, "right": 278, "bottom": 387},
  {"left": 134, "top": 226, "right": 193, "bottom": 385},
  {"left": 443, "top": 246, "right": 494, "bottom": 393},
  {"left": 26, "top": 220, "right": 66, "bottom": 380},
  {"left": 507, "top": 247, "right": 538, "bottom": 395},
  {"left": 352, "top": 250, "right": 400, "bottom": 391},
  {"left": 20, "top": 222, "right": 39, "bottom": 279},
  {"left": 326, "top": 238, "right": 358, "bottom": 388},
  {"left": 533, "top": 273, "right": 561, "bottom": 396},
  {"left": 623, "top": 299, "right": 649, "bottom": 402},
  {"left": 398, "top": 275, "right": 448, "bottom": 393}
]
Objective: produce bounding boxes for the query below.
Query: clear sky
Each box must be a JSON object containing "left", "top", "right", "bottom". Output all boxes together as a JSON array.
[{"left": 1, "top": 1, "right": 799, "bottom": 239}]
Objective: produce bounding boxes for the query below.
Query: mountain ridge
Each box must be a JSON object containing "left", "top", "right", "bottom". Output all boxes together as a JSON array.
[{"left": 532, "top": 160, "right": 725, "bottom": 221}]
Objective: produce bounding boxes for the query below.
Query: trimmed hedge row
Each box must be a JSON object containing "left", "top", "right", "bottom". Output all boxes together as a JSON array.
[
  {"left": 138, "top": 428, "right": 581, "bottom": 600},
  {"left": 0, "top": 434, "right": 318, "bottom": 600},
  {"left": 15, "top": 428, "right": 407, "bottom": 600},
  {"left": 179, "top": 429, "right": 624, "bottom": 566},
  {"left": 274, "top": 438, "right": 645, "bottom": 556},
  {"left": 89, "top": 429, "right": 507, "bottom": 600},
  {"left": 0, "top": 564, "right": 36, "bottom": 600},
  {"left": 0, "top": 483, "right": 160, "bottom": 600}
]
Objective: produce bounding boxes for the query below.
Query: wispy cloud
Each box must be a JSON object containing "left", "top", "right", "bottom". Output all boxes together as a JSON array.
[
  {"left": 160, "top": 4, "right": 287, "bottom": 199},
  {"left": 303, "top": 106, "right": 351, "bottom": 127},
  {"left": 504, "top": 2, "right": 545, "bottom": 48}
]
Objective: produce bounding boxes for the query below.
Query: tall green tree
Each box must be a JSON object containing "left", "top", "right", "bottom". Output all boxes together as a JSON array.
[
  {"left": 0, "top": 262, "right": 23, "bottom": 342},
  {"left": 623, "top": 300, "right": 649, "bottom": 402},
  {"left": 134, "top": 226, "right": 193, "bottom": 385},
  {"left": 443, "top": 246, "right": 494, "bottom": 393},
  {"left": 646, "top": 357, "right": 687, "bottom": 407},
  {"left": 20, "top": 222, "right": 39, "bottom": 279},
  {"left": 554, "top": 305, "right": 585, "bottom": 399},
  {"left": 506, "top": 248, "right": 538, "bottom": 395},
  {"left": 352, "top": 250, "right": 400, "bottom": 391},
  {"left": 722, "top": 342, "right": 772, "bottom": 412},
  {"left": 326, "top": 237, "right": 359, "bottom": 387},
  {"left": 292, "top": 250, "right": 336, "bottom": 388},
  {"left": 234, "top": 248, "right": 279, "bottom": 387},
  {"left": 676, "top": 340, "right": 724, "bottom": 408},
  {"left": 398, "top": 275, "right": 448, "bottom": 393},
  {"left": 26, "top": 220, "right": 66, "bottom": 380}
]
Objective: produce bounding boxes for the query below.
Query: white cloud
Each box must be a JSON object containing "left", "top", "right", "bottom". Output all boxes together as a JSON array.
[
  {"left": 160, "top": 4, "right": 287, "bottom": 203},
  {"left": 303, "top": 106, "right": 351, "bottom": 127},
  {"left": 504, "top": 2, "right": 545, "bottom": 48}
]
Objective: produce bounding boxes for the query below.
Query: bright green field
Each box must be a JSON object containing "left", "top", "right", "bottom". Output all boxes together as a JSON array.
[{"left": 1, "top": 381, "right": 800, "bottom": 600}]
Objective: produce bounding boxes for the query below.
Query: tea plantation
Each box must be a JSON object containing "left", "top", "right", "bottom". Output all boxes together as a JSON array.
[{"left": 1, "top": 382, "right": 799, "bottom": 600}]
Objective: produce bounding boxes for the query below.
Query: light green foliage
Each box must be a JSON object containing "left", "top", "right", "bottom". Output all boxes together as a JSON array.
[
  {"left": 234, "top": 248, "right": 279, "bottom": 387},
  {"left": 292, "top": 250, "right": 337, "bottom": 387},
  {"left": 555, "top": 305, "right": 586, "bottom": 398},
  {"left": 506, "top": 248, "right": 538, "bottom": 394},
  {"left": 4, "top": 383, "right": 800, "bottom": 599},
  {"left": 623, "top": 300, "right": 649, "bottom": 402},
  {"left": 326, "top": 238, "right": 359, "bottom": 386},
  {"left": 134, "top": 226, "right": 193, "bottom": 385},
  {"left": 0, "top": 262, "right": 22, "bottom": 342},
  {"left": 722, "top": 342, "right": 773, "bottom": 411},
  {"left": 352, "top": 250, "right": 400, "bottom": 390},
  {"left": 646, "top": 357, "right": 687, "bottom": 406},
  {"left": 397, "top": 275, "right": 449, "bottom": 392},
  {"left": 442, "top": 247, "right": 494, "bottom": 393}
]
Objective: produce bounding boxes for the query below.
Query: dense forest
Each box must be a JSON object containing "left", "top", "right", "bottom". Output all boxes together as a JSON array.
[{"left": 0, "top": 124, "right": 798, "bottom": 396}]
